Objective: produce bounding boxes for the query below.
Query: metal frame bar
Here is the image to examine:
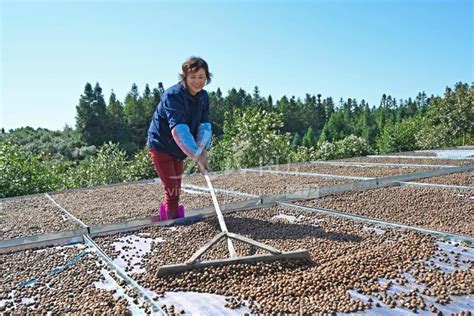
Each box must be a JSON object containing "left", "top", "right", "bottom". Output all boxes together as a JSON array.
[
  {"left": 88, "top": 197, "right": 263, "bottom": 237},
  {"left": 2, "top": 165, "right": 471, "bottom": 254},
  {"left": 45, "top": 178, "right": 161, "bottom": 196},
  {"left": 241, "top": 168, "right": 372, "bottom": 180},
  {"left": 277, "top": 202, "right": 474, "bottom": 244},
  {"left": 44, "top": 193, "right": 89, "bottom": 229},
  {"left": 83, "top": 235, "right": 166, "bottom": 315},
  {"left": 0, "top": 198, "right": 263, "bottom": 254},
  {"left": 367, "top": 154, "right": 474, "bottom": 161},
  {"left": 397, "top": 181, "right": 474, "bottom": 190},
  {"left": 182, "top": 183, "right": 260, "bottom": 198},
  {"left": 307, "top": 160, "right": 458, "bottom": 168},
  {"left": 0, "top": 229, "right": 87, "bottom": 254},
  {"left": 248, "top": 159, "right": 458, "bottom": 171},
  {"left": 256, "top": 166, "right": 472, "bottom": 204}
]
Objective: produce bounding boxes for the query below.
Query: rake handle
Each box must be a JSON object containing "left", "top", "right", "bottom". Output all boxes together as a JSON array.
[{"left": 204, "top": 173, "right": 237, "bottom": 258}]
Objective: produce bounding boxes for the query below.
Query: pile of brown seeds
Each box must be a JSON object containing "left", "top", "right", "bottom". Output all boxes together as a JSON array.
[
  {"left": 417, "top": 171, "right": 474, "bottom": 187},
  {"left": 51, "top": 182, "right": 246, "bottom": 226},
  {"left": 299, "top": 186, "right": 474, "bottom": 236},
  {"left": 0, "top": 196, "right": 81, "bottom": 240},
  {"left": 0, "top": 246, "right": 130, "bottom": 314},
  {"left": 269, "top": 163, "right": 434, "bottom": 178},
  {"left": 184, "top": 172, "right": 350, "bottom": 196},
  {"left": 96, "top": 207, "right": 472, "bottom": 314}
]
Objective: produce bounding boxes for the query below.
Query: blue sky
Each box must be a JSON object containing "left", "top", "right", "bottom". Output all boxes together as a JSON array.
[{"left": 1, "top": 0, "right": 472, "bottom": 131}]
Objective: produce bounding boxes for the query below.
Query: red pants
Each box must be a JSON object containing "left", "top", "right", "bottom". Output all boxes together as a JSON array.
[{"left": 149, "top": 149, "right": 184, "bottom": 214}]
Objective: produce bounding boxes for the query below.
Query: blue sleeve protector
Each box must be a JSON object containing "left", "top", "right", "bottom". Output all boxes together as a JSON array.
[{"left": 171, "top": 124, "right": 203, "bottom": 160}]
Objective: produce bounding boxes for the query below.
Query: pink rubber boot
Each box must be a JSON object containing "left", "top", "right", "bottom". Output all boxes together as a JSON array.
[
  {"left": 159, "top": 203, "right": 168, "bottom": 220},
  {"left": 177, "top": 204, "right": 185, "bottom": 218}
]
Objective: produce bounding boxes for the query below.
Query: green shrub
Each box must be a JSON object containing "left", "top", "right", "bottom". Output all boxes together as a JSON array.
[
  {"left": 376, "top": 118, "right": 421, "bottom": 153},
  {"left": 336, "top": 135, "right": 372, "bottom": 157},
  {"left": 288, "top": 146, "right": 317, "bottom": 163},
  {"left": 125, "top": 147, "right": 156, "bottom": 181},
  {"left": 314, "top": 141, "right": 338, "bottom": 160},
  {"left": 315, "top": 135, "right": 372, "bottom": 160},
  {"left": 64, "top": 142, "right": 128, "bottom": 188},
  {"left": 0, "top": 143, "right": 67, "bottom": 198},
  {"left": 414, "top": 122, "right": 454, "bottom": 150},
  {"left": 212, "top": 108, "right": 291, "bottom": 169}
]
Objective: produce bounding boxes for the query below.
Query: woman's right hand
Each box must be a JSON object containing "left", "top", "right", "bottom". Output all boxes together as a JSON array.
[{"left": 197, "top": 151, "right": 208, "bottom": 174}]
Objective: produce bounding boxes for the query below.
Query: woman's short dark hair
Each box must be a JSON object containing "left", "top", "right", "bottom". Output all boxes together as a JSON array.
[{"left": 179, "top": 56, "right": 212, "bottom": 85}]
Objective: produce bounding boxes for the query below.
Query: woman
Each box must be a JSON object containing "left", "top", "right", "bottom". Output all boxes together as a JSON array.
[{"left": 147, "top": 56, "right": 212, "bottom": 220}]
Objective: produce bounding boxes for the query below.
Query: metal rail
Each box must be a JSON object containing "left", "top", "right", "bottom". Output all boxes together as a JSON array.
[
  {"left": 242, "top": 168, "right": 372, "bottom": 180},
  {"left": 83, "top": 235, "right": 165, "bottom": 315},
  {"left": 396, "top": 181, "right": 474, "bottom": 190},
  {"left": 44, "top": 193, "right": 89, "bottom": 229},
  {"left": 367, "top": 154, "right": 474, "bottom": 160},
  {"left": 182, "top": 183, "right": 260, "bottom": 198},
  {"left": 277, "top": 202, "right": 474, "bottom": 245},
  {"left": 2, "top": 165, "right": 472, "bottom": 253}
]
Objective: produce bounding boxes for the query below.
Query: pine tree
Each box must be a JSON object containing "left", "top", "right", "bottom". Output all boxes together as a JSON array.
[
  {"left": 75, "top": 82, "right": 109, "bottom": 146},
  {"left": 314, "top": 94, "right": 326, "bottom": 134},
  {"left": 302, "top": 127, "right": 316, "bottom": 148},
  {"left": 209, "top": 88, "right": 226, "bottom": 137},
  {"left": 124, "top": 83, "right": 147, "bottom": 147},
  {"left": 267, "top": 95, "right": 273, "bottom": 111},
  {"left": 142, "top": 84, "right": 156, "bottom": 121},
  {"left": 291, "top": 133, "right": 301, "bottom": 147},
  {"left": 106, "top": 90, "right": 133, "bottom": 151},
  {"left": 252, "top": 86, "right": 264, "bottom": 109},
  {"left": 107, "top": 90, "right": 124, "bottom": 119},
  {"left": 277, "top": 96, "right": 304, "bottom": 134},
  {"left": 151, "top": 82, "right": 164, "bottom": 106},
  {"left": 76, "top": 83, "right": 94, "bottom": 143},
  {"left": 406, "top": 97, "right": 418, "bottom": 117},
  {"left": 323, "top": 97, "right": 335, "bottom": 123},
  {"left": 320, "top": 111, "right": 352, "bottom": 142}
]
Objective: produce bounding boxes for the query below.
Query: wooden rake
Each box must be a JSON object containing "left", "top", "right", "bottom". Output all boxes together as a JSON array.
[{"left": 156, "top": 173, "right": 310, "bottom": 277}]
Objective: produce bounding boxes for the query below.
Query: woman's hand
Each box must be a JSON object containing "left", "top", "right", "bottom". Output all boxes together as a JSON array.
[{"left": 197, "top": 150, "right": 208, "bottom": 174}]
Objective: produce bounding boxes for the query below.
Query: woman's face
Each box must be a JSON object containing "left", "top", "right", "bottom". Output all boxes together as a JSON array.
[{"left": 186, "top": 68, "right": 206, "bottom": 96}]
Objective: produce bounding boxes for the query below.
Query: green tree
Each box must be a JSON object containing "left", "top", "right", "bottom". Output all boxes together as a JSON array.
[
  {"left": 209, "top": 88, "right": 226, "bottom": 137},
  {"left": 427, "top": 82, "right": 473, "bottom": 144},
  {"left": 124, "top": 83, "right": 148, "bottom": 148},
  {"left": 106, "top": 90, "right": 133, "bottom": 153},
  {"left": 211, "top": 108, "right": 291, "bottom": 170},
  {"left": 277, "top": 96, "right": 304, "bottom": 134},
  {"left": 75, "top": 82, "right": 109, "bottom": 146},
  {"left": 252, "top": 86, "right": 266, "bottom": 109},
  {"left": 152, "top": 82, "right": 165, "bottom": 105},
  {"left": 320, "top": 111, "right": 352, "bottom": 142},
  {"left": 301, "top": 126, "right": 316, "bottom": 148},
  {"left": 314, "top": 94, "right": 326, "bottom": 134},
  {"left": 376, "top": 118, "right": 421, "bottom": 153},
  {"left": 323, "top": 97, "right": 335, "bottom": 123},
  {"left": 291, "top": 133, "right": 301, "bottom": 147},
  {"left": 266, "top": 95, "right": 273, "bottom": 111}
]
